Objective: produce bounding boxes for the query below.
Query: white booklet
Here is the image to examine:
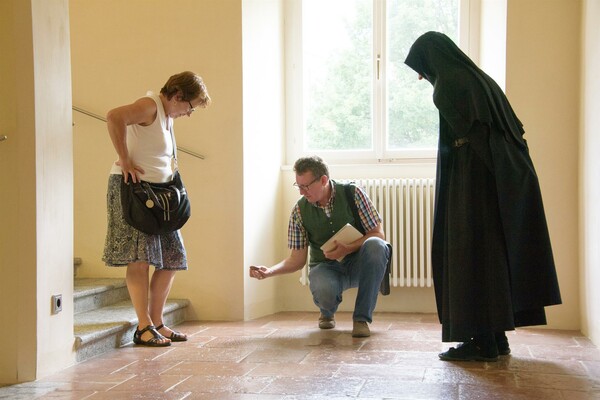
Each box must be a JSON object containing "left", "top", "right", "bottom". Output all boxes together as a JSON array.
[{"left": 320, "top": 223, "right": 364, "bottom": 262}]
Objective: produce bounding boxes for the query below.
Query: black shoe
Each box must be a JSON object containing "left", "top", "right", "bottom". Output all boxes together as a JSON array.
[
  {"left": 156, "top": 324, "right": 188, "bottom": 342},
  {"left": 439, "top": 340, "right": 498, "bottom": 362},
  {"left": 495, "top": 332, "right": 511, "bottom": 356},
  {"left": 133, "top": 325, "right": 171, "bottom": 347}
]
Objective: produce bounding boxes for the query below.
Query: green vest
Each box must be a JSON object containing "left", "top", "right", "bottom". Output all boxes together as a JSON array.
[{"left": 298, "top": 181, "right": 362, "bottom": 266}]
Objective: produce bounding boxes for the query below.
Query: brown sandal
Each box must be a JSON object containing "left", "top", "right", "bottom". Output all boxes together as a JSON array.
[
  {"left": 156, "top": 324, "right": 188, "bottom": 342},
  {"left": 133, "top": 325, "right": 171, "bottom": 347}
]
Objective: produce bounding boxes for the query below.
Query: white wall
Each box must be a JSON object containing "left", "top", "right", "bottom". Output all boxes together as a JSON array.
[
  {"left": 32, "top": 0, "right": 75, "bottom": 378},
  {"left": 479, "top": 0, "right": 507, "bottom": 89},
  {"left": 242, "top": 0, "right": 287, "bottom": 320},
  {"left": 580, "top": 0, "right": 600, "bottom": 345}
]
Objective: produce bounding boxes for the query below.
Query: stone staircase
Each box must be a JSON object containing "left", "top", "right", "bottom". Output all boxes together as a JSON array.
[{"left": 73, "top": 278, "right": 190, "bottom": 362}]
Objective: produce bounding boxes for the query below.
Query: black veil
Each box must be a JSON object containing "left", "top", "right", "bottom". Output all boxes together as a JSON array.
[{"left": 404, "top": 31, "right": 525, "bottom": 148}]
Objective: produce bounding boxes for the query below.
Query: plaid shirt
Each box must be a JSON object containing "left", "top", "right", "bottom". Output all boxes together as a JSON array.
[{"left": 288, "top": 181, "right": 382, "bottom": 249}]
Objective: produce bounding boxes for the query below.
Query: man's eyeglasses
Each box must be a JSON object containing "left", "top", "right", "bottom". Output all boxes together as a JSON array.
[
  {"left": 187, "top": 101, "right": 196, "bottom": 114},
  {"left": 293, "top": 176, "right": 321, "bottom": 191}
]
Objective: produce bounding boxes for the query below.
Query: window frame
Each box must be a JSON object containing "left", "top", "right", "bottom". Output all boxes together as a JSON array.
[{"left": 284, "top": 0, "right": 478, "bottom": 165}]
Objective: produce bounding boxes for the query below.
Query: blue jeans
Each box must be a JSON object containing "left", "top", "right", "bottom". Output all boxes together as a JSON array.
[{"left": 308, "top": 237, "right": 390, "bottom": 323}]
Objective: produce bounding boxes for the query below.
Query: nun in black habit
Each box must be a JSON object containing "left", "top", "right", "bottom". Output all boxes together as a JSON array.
[{"left": 404, "top": 31, "right": 562, "bottom": 361}]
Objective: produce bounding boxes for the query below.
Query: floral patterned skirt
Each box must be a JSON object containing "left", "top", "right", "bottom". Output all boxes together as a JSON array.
[{"left": 102, "top": 174, "right": 188, "bottom": 270}]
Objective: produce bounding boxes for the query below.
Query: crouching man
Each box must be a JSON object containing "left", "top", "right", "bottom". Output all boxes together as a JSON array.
[{"left": 249, "top": 156, "right": 391, "bottom": 337}]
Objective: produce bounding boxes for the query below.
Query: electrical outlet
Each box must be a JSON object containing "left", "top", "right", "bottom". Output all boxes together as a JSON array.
[{"left": 51, "top": 294, "right": 62, "bottom": 314}]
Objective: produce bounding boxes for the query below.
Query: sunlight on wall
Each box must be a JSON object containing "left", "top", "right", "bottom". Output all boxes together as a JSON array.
[
  {"left": 242, "top": 0, "right": 286, "bottom": 320},
  {"left": 581, "top": 0, "right": 600, "bottom": 345}
]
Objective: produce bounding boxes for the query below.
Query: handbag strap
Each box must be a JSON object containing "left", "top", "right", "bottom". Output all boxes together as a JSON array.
[{"left": 168, "top": 120, "right": 179, "bottom": 171}]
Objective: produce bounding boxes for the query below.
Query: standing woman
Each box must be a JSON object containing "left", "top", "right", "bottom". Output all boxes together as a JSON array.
[
  {"left": 103, "top": 71, "right": 211, "bottom": 346},
  {"left": 404, "top": 32, "right": 561, "bottom": 361}
]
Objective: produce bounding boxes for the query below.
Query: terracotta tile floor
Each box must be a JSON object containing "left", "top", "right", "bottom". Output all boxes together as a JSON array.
[{"left": 2, "top": 312, "right": 600, "bottom": 399}]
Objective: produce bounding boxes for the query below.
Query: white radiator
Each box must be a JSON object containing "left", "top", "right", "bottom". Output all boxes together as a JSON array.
[{"left": 300, "top": 178, "right": 436, "bottom": 288}]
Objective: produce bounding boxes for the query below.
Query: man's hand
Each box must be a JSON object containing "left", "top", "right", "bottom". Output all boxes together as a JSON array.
[
  {"left": 323, "top": 240, "right": 352, "bottom": 261},
  {"left": 249, "top": 249, "right": 308, "bottom": 280},
  {"left": 249, "top": 265, "right": 269, "bottom": 280}
]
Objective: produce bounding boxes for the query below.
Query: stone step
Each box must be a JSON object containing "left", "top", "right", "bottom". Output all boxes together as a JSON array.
[
  {"left": 74, "top": 298, "right": 189, "bottom": 362},
  {"left": 72, "top": 277, "right": 190, "bottom": 362},
  {"left": 74, "top": 278, "right": 130, "bottom": 314}
]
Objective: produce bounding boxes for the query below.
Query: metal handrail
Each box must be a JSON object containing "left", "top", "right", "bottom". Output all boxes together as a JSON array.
[{"left": 72, "top": 106, "right": 205, "bottom": 160}]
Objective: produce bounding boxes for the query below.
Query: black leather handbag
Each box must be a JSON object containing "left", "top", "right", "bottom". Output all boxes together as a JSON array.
[
  {"left": 120, "top": 125, "right": 191, "bottom": 235},
  {"left": 121, "top": 170, "right": 190, "bottom": 235}
]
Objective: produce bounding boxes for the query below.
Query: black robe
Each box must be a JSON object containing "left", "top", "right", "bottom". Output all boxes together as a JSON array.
[{"left": 404, "top": 31, "right": 562, "bottom": 342}]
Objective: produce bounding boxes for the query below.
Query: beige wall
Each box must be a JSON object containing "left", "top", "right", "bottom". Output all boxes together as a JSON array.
[
  {"left": 0, "top": 0, "right": 74, "bottom": 384},
  {"left": 0, "top": 0, "right": 588, "bottom": 386},
  {"left": 580, "top": 0, "right": 600, "bottom": 345},
  {"left": 70, "top": 0, "right": 245, "bottom": 320},
  {"left": 506, "top": 0, "right": 581, "bottom": 329},
  {"left": 0, "top": 0, "right": 37, "bottom": 384},
  {"left": 70, "top": 0, "right": 583, "bottom": 331}
]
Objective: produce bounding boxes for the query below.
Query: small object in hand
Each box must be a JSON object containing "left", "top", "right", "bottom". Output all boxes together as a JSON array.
[{"left": 250, "top": 266, "right": 263, "bottom": 279}]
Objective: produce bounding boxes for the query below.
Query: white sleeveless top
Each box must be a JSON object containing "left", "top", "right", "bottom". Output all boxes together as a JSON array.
[{"left": 109, "top": 91, "right": 174, "bottom": 183}]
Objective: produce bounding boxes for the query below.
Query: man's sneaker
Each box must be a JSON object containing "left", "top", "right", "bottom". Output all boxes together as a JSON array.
[
  {"left": 352, "top": 321, "right": 370, "bottom": 337},
  {"left": 318, "top": 314, "right": 335, "bottom": 329}
]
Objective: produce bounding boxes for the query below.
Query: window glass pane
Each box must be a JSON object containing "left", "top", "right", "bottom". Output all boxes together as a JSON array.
[
  {"left": 386, "top": 0, "right": 459, "bottom": 149},
  {"left": 303, "top": 0, "right": 373, "bottom": 151}
]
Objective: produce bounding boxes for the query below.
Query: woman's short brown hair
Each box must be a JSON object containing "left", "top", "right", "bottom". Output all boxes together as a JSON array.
[{"left": 160, "top": 71, "right": 211, "bottom": 108}]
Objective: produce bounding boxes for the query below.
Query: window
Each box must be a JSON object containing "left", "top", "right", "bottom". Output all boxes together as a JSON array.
[{"left": 285, "top": 0, "right": 468, "bottom": 164}]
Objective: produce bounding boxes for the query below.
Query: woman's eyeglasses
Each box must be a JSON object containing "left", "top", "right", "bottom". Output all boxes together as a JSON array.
[{"left": 187, "top": 101, "right": 196, "bottom": 114}]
